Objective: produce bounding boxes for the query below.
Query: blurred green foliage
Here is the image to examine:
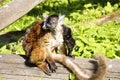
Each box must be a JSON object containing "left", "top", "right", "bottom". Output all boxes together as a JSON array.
[
  {"left": 0, "top": 0, "right": 120, "bottom": 59},
  {"left": 0, "top": 0, "right": 11, "bottom": 7},
  {"left": 0, "top": 76, "right": 2, "bottom": 80}
]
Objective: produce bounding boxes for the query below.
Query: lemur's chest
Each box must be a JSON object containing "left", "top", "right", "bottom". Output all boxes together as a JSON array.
[
  {"left": 55, "top": 31, "right": 63, "bottom": 43},
  {"left": 50, "top": 29, "right": 63, "bottom": 47}
]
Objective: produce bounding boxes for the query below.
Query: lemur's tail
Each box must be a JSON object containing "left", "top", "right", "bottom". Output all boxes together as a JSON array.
[
  {"left": 89, "top": 55, "right": 107, "bottom": 80},
  {"left": 52, "top": 54, "right": 107, "bottom": 80}
]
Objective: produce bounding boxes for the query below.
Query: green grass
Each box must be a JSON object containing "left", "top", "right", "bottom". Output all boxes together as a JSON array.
[
  {"left": 0, "top": 76, "right": 2, "bottom": 80},
  {"left": 73, "top": 22, "right": 120, "bottom": 58},
  {"left": 0, "top": 0, "right": 120, "bottom": 58}
]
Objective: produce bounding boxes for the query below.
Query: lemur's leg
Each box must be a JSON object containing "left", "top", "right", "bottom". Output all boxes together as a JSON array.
[
  {"left": 46, "top": 47, "right": 57, "bottom": 72},
  {"left": 66, "top": 38, "right": 75, "bottom": 58},
  {"left": 37, "top": 61, "right": 51, "bottom": 75},
  {"left": 30, "top": 48, "right": 51, "bottom": 75}
]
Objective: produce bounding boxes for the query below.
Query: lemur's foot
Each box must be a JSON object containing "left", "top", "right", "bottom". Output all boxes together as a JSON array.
[
  {"left": 37, "top": 62, "right": 51, "bottom": 76},
  {"left": 49, "top": 62, "right": 57, "bottom": 73}
]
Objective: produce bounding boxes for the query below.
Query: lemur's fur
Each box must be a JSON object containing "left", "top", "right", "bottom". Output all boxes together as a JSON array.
[
  {"left": 22, "top": 20, "right": 57, "bottom": 75},
  {"left": 43, "top": 14, "right": 75, "bottom": 57},
  {"left": 53, "top": 53, "right": 107, "bottom": 80},
  {"left": 62, "top": 24, "right": 75, "bottom": 57},
  {"left": 22, "top": 14, "right": 107, "bottom": 80}
]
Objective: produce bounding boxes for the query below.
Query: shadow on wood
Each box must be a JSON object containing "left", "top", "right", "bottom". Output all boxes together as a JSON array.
[{"left": 0, "top": 31, "right": 25, "bottom": 48}]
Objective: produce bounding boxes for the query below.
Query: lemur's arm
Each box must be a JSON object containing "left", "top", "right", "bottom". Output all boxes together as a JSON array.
[{"left": 62, "top": 24, "right": 75, "bottom": 57}]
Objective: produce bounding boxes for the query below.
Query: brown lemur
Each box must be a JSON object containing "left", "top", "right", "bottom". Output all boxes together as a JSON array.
[{"left": 22, "top": 14, "right": 107, "bottom": 79}]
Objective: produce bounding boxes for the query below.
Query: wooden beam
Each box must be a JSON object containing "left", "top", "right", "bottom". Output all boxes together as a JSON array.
[
  {"left": 0, "top": 54, "right": 120, "bottom": 80},
  {"left": 0, "top": 0, "right": 44, "bottom": 30},
  {"left": 96, "top": 8, "right": 120, "bottom": 25}
]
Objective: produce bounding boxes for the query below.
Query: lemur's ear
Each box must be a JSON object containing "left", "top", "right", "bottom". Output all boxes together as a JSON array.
[
  {"left": 43, "top": 14, "right": 49, "bottom": 21},
  {"left": 42, "top": 14, "right": 49, "bottom": 29},
  {"left": 58, "top": 14, "right": 65, "bottom": 25}
]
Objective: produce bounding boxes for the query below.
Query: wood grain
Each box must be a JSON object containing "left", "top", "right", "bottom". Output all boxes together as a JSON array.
[
  {"left": 0, "top": 0, "right": 44, "bottom": 30},
  {"left": 0, "top": 54, "right": 119, "bottom": 80}
]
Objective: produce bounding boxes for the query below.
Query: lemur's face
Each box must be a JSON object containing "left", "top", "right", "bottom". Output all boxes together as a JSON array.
[
  {"left": 43, "top": 14, "right": 59, "bottom": 30},
  {"left": 43, "top": 14, "right": 65, "bottom": 31},
  {"left": 46, "top": 16, "right": 58, "bottom": 29}
]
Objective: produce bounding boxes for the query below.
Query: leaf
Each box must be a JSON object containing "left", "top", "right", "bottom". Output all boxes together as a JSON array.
[
  {"left": 104, "top": 2, "right": 114, "bottom": 13},
  {"left": 73, "top": 50, "right": 80, "bottom": 57},
  {"left": 0, "top": 77, "right": 2, "bottom": 80},
  {"left": 84, "top": 3, "right": 92, "bottom": 8},
  {"left": 82, "top": 50, "right": 92, "bottom": 58},
  {"left": 106, "top": 50, "right": 115, "bottom": 58},
  {"left": 78, "top": 42, "right": 84, "bottom": 52},
  {"left": 69, "top": 73, "right": 76, "bottom": 80},
  {"left": 94, "top": 45, "right": 106, "bottom": 54}
]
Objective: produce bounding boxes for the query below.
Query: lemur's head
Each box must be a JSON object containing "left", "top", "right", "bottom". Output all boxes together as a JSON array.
[{"left": 43, "top": 14, "right": 65, "bottom": 31}]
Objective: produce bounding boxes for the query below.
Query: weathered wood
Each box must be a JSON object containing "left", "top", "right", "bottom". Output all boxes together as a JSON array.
[
  {"left": 96, "top": 8, "right": 120, "bottom": 25},
  {"left": 0, "top": 54, "right": 69, "bottom": 80},
  {"left": 0, "top": 0, "right": 4, "bottom": 3},
  {"left": 0, "top": 54, "right": 120, "bottom": 80},
  {"left": 0, "top": 0, "right": 44, "bottom": 30}
]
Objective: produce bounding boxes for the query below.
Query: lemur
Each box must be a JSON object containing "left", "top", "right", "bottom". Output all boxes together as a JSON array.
[
  {"left": 43, "top": 14, "right": 75, "bottom": 57},
  {"left": 22, "top": 14, "right": 107, "bottom": 80}
]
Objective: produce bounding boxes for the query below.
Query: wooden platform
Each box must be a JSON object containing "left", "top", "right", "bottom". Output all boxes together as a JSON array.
[{"left": 0, "top": 54, "right": 120, "bottom": 80}]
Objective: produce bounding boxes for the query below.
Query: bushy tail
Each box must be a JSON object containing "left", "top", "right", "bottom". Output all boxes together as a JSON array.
[
  {"left": 89, "top": 55, "right": 107, "bottom": 80},
  {"left": 52, "top": 54, "right": 107, "bottom": 80}
]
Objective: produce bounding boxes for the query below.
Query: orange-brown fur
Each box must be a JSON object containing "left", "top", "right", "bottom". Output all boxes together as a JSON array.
[
  {"left": 22, "top": 20, "right": 56, "bottom": 75},
  {"left": 22, "top": 20, "right": 42, "bottom": 57}
]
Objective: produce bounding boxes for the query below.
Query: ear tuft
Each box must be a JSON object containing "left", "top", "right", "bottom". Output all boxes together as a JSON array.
[
  {"left": 43, "top": 14, "right": 49, "bottom": 21},
  {"left": 58, "top": 14, "right": 65, "bottom": 24}
]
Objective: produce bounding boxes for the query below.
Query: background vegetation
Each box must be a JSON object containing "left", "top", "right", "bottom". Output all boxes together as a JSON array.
[{"left": 0, "top": 0, "right": 120, "bottom": 59}]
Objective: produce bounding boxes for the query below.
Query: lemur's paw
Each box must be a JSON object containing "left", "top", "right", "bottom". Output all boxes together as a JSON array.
[
  {"left": 49, "top": 62, "right": 57, "bottom": 73},
  {"left": 45, "top": 69, "right": 51, "bottom": 76}
]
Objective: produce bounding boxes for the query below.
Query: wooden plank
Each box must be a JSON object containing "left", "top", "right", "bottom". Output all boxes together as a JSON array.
[
  {"left": 0, "top": 0, "right": 44, "bottom": 30},
  {"left": 0, "top": 54, "right": 120, "bottom": 80},
  {"left": 75, "top": 58, "right": 120, "bottom": 80},
  {"left": 0, "top": 54, "right": 69, "bottom": 80},
  {"left": 95, "top": 8, "right": 120, "bottom": 26}
]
